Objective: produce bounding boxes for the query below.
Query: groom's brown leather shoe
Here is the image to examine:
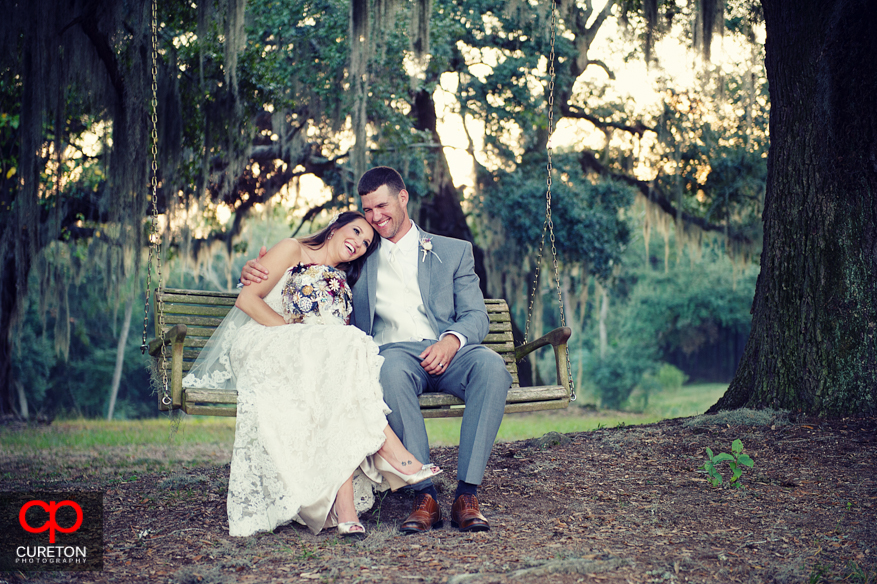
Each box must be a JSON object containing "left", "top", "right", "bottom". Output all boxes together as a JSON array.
[
  {"left": 399, "top": 493, "right": 443, "bottom": 534},
  {"left": 451, "top": 493, "right": 490, "bottom": 532}
]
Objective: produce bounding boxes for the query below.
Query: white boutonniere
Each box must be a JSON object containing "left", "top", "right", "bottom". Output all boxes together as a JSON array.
[{"left": 419, "top": 237, "right": 442, "bottom": 263}]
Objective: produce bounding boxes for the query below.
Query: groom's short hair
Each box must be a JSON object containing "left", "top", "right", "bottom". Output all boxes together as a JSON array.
[{"left": 358, "top": 166, "right": 406, "bottom": 197}]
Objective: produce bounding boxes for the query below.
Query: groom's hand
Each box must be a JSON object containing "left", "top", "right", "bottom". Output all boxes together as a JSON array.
[
  {"left": 240, "top": 246, "right": 269, "bottom": 285},
  {"left": 420, "top": 335, "right": 461, "bottom": 376}
]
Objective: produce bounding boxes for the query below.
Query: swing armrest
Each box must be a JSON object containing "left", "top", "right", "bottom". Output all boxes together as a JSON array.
[
  {"left": 148, "top": 324, "right": 188, "bottom": 356},
  {"left": 147, "top": 324, "right": 188, "bottom": 410},
  {"left": 514, "top": 327, "right": 572, "bottom": 395}
]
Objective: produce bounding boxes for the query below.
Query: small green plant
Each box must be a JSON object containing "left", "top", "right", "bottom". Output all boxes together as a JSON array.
[
  {"left": 806, "top": 560, "right": 876, "bottom": 584},
  {"left": 808, "top": 562, "right": 830, "bottom": 584},
  {"left": 294, "top": 544, "right": 320, "bottom": 561},
  {"left": 700, "top": 439, "right": 754, "bottom": 488},
  {"left": 846, "top": 560, "right": 877, "bottom": 583}
]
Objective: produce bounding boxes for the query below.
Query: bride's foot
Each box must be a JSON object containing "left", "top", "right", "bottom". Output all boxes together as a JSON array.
[
  {"left": 338, "top": 521, "right": 366, "bottom": 538},
  {"left": 375, "top": 444, "right": 434, "bottom": 476},
  {"left": 374, "top": 454, "right": 442, "bottom": 492},
  {"left": 331, "top": 476, "right": 361, "bottom": 531}
]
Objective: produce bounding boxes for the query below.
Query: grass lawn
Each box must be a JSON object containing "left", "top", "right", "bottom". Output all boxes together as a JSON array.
[
  {"left": 425, "top": 383, "right": 728, "bottom": 445},
  {"left": 0, "top": 384, "right": 728, "bottom": 460},
  {"left": 0, "top": 416, "right": 236, "bottom": 451},
  {"left": 0, "top": 417, "right": 236, "bottom": 483}
]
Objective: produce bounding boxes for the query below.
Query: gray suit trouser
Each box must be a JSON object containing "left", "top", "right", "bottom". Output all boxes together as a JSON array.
[{"left": 378, "top": 340, "right": 512, "bottom": 488}]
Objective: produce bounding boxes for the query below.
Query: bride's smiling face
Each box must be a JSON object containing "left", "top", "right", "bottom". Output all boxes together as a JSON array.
[{"left": 332, "top": 218, "right": 375, "bottom": 261}]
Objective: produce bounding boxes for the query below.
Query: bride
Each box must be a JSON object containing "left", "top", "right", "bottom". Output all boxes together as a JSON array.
[{"left": 183, "top": 211, "right": 441, "bottom": 538}]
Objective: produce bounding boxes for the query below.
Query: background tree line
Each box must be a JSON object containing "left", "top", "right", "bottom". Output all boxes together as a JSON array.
[{"left": 1, "top": 0, "right": 873, "bottom": 419}]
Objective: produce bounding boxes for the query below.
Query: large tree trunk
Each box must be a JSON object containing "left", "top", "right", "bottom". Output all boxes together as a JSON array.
[
  {"left": 410, "top": 88, "right": 488, "bottom": 293},
  {"left": 0, "top": 253, "right": 16, "bottom": 416},
  {"left": 709, "top": 0, "right": 877, "bottom": 416},
  {"left": 410, "top": 88, "right": 472, "bottom": 241}
]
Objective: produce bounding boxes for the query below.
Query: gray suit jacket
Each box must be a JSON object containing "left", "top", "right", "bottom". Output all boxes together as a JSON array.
[{"left": 351, "top": 227, "right": 489, "bottom": 346}]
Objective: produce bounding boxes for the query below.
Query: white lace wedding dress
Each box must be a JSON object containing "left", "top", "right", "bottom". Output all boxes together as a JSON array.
[{"left": 183, "top": 264, "right": 390, "bottom": 536}]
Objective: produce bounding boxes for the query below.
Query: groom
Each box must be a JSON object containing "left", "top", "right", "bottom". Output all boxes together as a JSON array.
[{"left": 243, "top": 166, "right": 511, "bottom": 533}]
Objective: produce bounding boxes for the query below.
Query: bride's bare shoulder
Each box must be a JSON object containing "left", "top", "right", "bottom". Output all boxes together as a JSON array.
[{"left": 268, "top": 238, "right": 304, "bottom": 261}]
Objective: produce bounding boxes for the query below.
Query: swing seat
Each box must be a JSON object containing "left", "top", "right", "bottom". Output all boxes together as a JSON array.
[{"left": 148, "top": 289, "right": 572, "bottom": 417}]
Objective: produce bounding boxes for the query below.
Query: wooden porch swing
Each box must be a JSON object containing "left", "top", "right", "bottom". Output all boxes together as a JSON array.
[{"left": 143, "top": 1, "right": 576, "bottom": 418}]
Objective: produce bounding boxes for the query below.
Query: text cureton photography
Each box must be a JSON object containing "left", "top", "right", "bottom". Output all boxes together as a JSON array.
[{"left": 0, "top": 491, "right": 103, "bottom": 572}]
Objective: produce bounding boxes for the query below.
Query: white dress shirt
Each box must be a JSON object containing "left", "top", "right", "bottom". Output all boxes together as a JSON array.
[{"left": 372, "top": 224, "right": 466, "bottom": 348}]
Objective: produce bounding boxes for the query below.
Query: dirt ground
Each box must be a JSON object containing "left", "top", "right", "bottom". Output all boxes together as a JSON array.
[{"left": 2, "top": 410, "right": 876, "bottom": 584}]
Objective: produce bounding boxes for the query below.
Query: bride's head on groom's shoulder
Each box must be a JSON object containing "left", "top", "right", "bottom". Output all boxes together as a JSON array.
[{"left": 301, "top": 211, "right": 380, "bottom": 285}]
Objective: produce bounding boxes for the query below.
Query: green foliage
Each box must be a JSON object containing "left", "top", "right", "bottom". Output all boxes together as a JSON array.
[
  {"left": 655, "top": 363, "right": 689, "bottom": 391},
  {"left": 13, "top": 264, "right": 153, "bottom": 419},
  {"left": 2, "top": 0, "right": 772, "bottom": 418},
  {"left": 700, "top": 439, "right": 754, "bottom": 488},
  {"left": 649, "top": 69, "right": 769, "bottom": 237},
  {"left": 572, "top": 247, "right": 757, "bottom": 410},
  {"left": 621, "top": 255, "right": 757, "bottom": 359},
  {"left": 633, "top": 363, "right": 688, "bottom": 408},
  {"left": 11, "top": 304, "right": 57, "bottom": 411},
  {"left": 479, "top": 163, "right": 636, "bottom": 279},
  {"left": 0, "top": 106, "right": 19, "bottom": 190},
  {"left": 585, "top": 347, "right": 651, "bottom": 410},
  {"left": 593, "top": 250, "right": 758, "bottom": 395},
  {"left": 55, "top": 340, "right": 153, "bottom": 419}
]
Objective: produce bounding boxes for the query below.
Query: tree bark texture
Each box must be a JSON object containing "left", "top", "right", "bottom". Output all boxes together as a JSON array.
[
  {"left": 0, "top": 254, "right": 16, "bottom": 416},
  {"left": 710, "top": 0, "right": 877, "bottom": 415},
  {"left": 410, "top": 88, "right": 488, "bottom": 293}
]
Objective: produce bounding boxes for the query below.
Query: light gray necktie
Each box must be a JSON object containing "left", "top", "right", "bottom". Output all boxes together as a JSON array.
[{"left": 388, "top": 246, "right": 405, "bottom": 279}]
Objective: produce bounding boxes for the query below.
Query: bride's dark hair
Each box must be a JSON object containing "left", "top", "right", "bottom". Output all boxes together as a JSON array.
[{"left": 300, "top": 211, "right": 380, "bottom": 286}]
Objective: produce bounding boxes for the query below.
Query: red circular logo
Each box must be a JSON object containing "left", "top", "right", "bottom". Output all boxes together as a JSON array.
[{"left": 19, "top": 500, "right": 83, "bottom": 543}]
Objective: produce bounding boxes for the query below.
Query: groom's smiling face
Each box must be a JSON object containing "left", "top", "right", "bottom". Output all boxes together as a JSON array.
[{"left": 361, "top": 185, "right": 411, "bottom": 244}]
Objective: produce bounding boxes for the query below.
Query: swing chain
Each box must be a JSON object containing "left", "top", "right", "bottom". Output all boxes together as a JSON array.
[
  {"left": 524, "top": 0, "right": 576, "bottom": 402},
  {"left": 523, "top": 227, "right": 547, "bottom": 344},
  {"left": 140, "top": 1, "right": 156, "bottom": 357},
  {"left": 140, "top": 0, "right": 171, "bottom": 406},
  {"left": 524, "top": 0, "right": 556, "bottom": 345}
]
